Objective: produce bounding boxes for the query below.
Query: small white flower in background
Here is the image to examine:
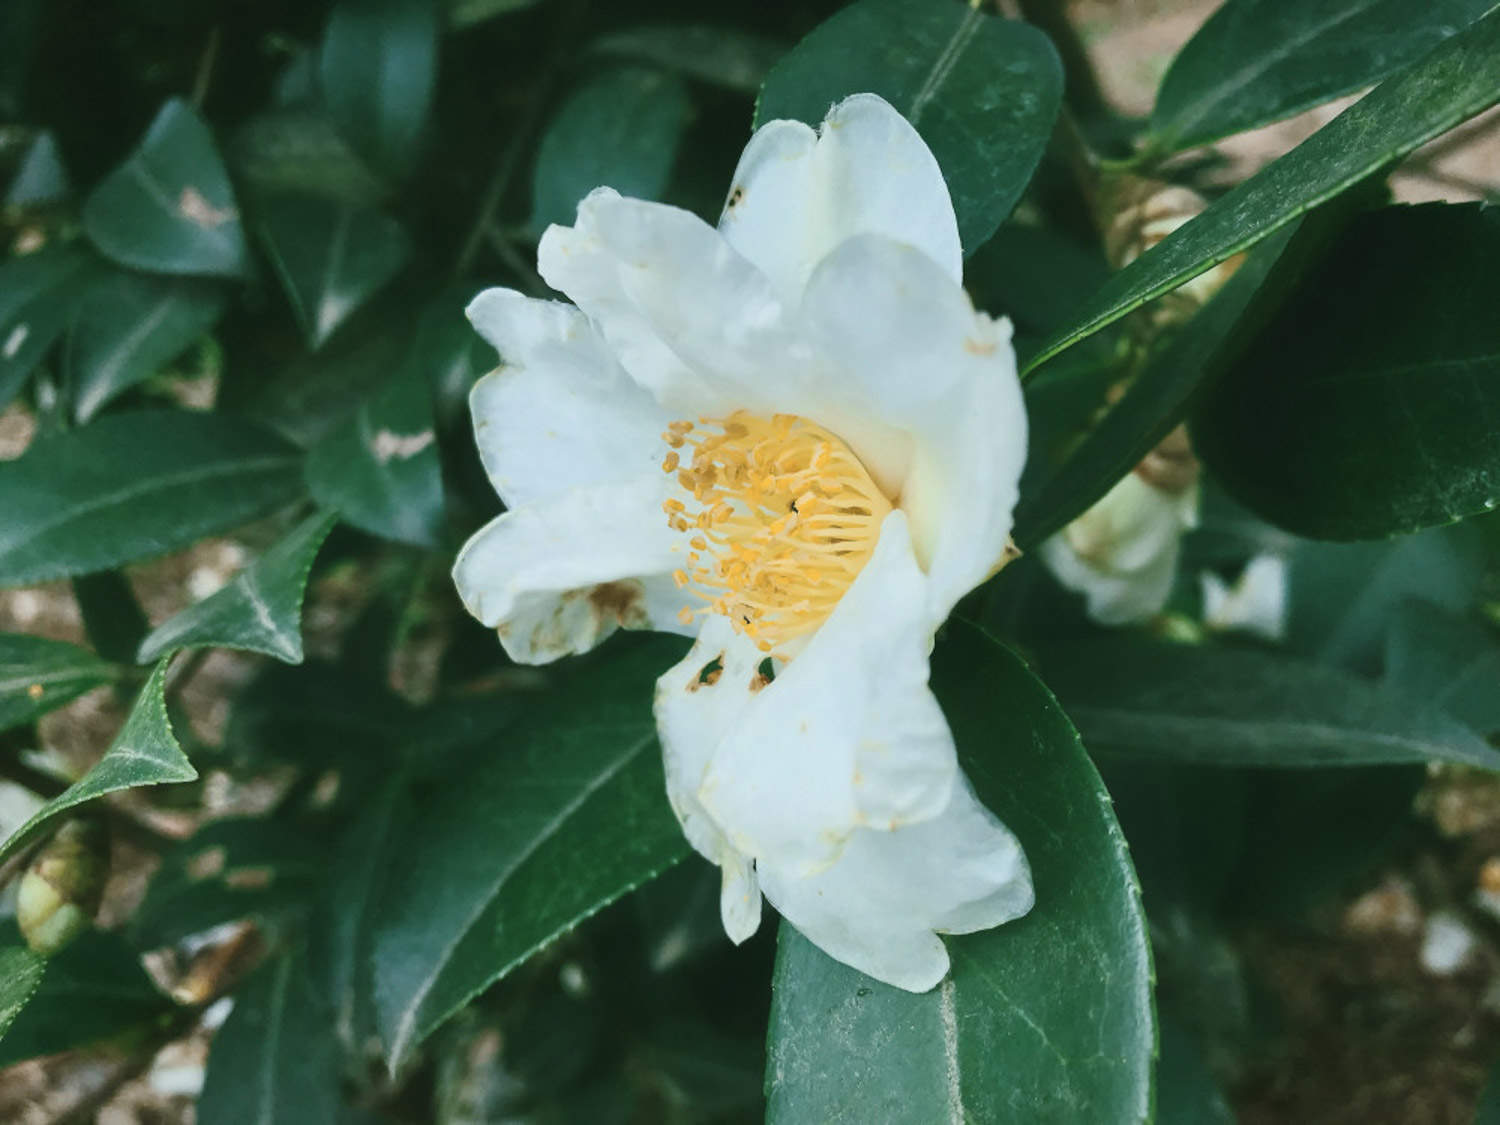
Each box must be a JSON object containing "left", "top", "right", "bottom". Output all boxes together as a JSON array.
[
  {"left": 453, "top": 93, "right": 1033, "bottom": 992},
  {"left": 1200, "top": 553, "right": 1288, "bottom": 641},
  {"left": 1041, "top": 426, "right": 1200, "bottom": 625}
]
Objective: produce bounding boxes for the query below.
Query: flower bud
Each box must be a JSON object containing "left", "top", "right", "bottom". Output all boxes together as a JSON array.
[{"left": 17, "top": 817, "right": 109, "bottom": 956}]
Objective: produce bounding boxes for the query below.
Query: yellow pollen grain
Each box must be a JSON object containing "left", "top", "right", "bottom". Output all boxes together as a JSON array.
[{"left": 659, "top": 408, "right": 892, "bottom": 650}]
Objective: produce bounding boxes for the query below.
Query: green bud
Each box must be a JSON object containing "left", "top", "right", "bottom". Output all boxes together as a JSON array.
[{"left": 17, "top": 818, "right": 109, "bottom": 956}]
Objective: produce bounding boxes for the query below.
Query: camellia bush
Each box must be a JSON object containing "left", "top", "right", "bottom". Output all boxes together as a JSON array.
[{"left": 2, "top": 0, "right": 1500, "bottom": 1120}]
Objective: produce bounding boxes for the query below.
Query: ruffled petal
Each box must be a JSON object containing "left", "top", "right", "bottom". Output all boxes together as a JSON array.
[
  {"left": 538, "top": 188, "right": 799, "bottom": 417},
  {"left": 465, "top": 288, "right": 670, "bottom": 507},
  {"left": 720, "top": 94, "right": 962, "bottom": 304},
  {"left": 453, "top": 477, "right": 692, "bottom": 663},
  {"left": 758, "top": 775, "right": 1033, "bottom": 992},
  {"left": 799, "top": 234, "right": 1026, "bottom": 618},
  {"left": 695, "top": 512, "right": 957, "bottom": 874}
]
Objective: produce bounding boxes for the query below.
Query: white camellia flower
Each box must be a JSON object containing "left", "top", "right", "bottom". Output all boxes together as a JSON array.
[
  {"left": 1201, "top": 553, "right": 1288, "bottom": 641},
  {"left": 453, "top": 93, "right": 1033, "bottom": 992},
  {"left": 1041, "top": 426, "right": 1199, "bottom": 625}
]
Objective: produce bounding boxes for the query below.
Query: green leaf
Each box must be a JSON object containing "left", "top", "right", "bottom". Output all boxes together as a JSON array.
[
  {"left": 530, "top": 67, "right": 695, "bottom": 233},
  {"left": 1193, "top": 203, "right": 1500, "bottom": 540},
  {"left": 370, "top": 634, "right": 692, "bottom": 1070},
  {"left": 447, "top": 0, "right": 539, "bottom": 28},
  {"left": 0, "top": 633, "right": 115, "bottom": 734},
  {"left": 6, "top": 130, "right": 70, "bottom": 207},
  {"left": 256, "top": 195, "right": 412, "bottom": 349},
  {"left": 199, "top": 950, "right": 343, "bottom": 1125},
  {"left": 65, "top": 266, "right": 228, "bottom": 422},
  {"left": 0, "top": 659, "right": 195, "bottom": 867},
  {"left": 72, "top": 571, "right": 151, "bottom": 665},
  {"left": 0, "top": 410, "right": 304, "bottom": 587},
  {"left": 591, "top": 25, "right": 785, "bottom": 94},
  {"left": 1149, "top": 0, "right": 1494, "bottom": 154},
  {"left": 82, "top": 98, "right": 249, "bottom": 278},
  {"left": 0, "top": 944, "right": 46, "bottom": 1042},
  {"left": 1012, "top": 225, "right": 1294, "bottom": 549},
  {"left": 0, "top": 244, "right": 96, "bottom": 410},
  {"left": 305, "top": 360, "right": 445, "bottom": 547},
  {"left": 755, "top": 0, "right": 1062, "bottom": 253},
  {"left": 0, "top": 923, "right": 173, "bottom": 1068},
  {"left": 137, "top": 511, "right": 337, "bottom": 664},
  {"left": 1385, "top": 601, "right": 1500, "bottom": 739},
  {"left": 766, "top": 622, "right": 1152, "bottom": 1123},
  {"left": 320, "top": 0, "right": 440, "bottom": 179},
  {"left": 1027, "top": 9, "right": 1500, "bottom": 374},
  {"left": 1037, "top": 638, "right": 1500, "bottom": 770},
  {"left": 1156, "top": 1010, "right": 1234, "bottom": 1125}
]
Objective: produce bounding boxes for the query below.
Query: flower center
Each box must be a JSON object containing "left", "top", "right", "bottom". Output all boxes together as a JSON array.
[{"left": 661, "top": 411, "right": 893, "bottom": 652}]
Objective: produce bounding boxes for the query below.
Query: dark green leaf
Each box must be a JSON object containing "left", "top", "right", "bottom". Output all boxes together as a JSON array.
[
  {"left": 1013, "top": 225, "right": 1294, "bottom": 549},
  {"left": 412, "top": 289, "right": 490, "bottom": 426},
  {"left": 0, "top": 410, "right": 304, "bottom": 587},
  {"left": 1193, "top": 203, "right": 1500, "bottom": 539},
  {"left": 1028, "top": 10, "right": 1500, "bottom": 373},
  {"left": 755, "top": 0, "right": 1062, "bottom": 253},
  {"left": 6, "top": 130, "right": 70, "bottom": 207},
  {"left": 199, "top": 950, "right": 343, "bottom": 1125},
  {"left": 1037, "top": 638, "right": 1500, "bottom": 769},
  {"left": 320, "top": 0, "right": 440, "bottom": 179},
  {"left": 0, "top": 923, "right": 173, "bottom": 1068},
  {"left": 530, "top": 67, "right": 694, "bottom": 233},
  {"left": 447, "top": 0, "right": 539, "bottom": 28},
  {"left": 1385, "top": 601, "right": 1500, "bottom": 739},
  {"left": 72, "top": 571, "right": 151, "bottom": 665},
  {"left": 65, "top": 266, "right": 227, "bottom": 421},
  {"left": 1149, "top": 0, "right": 1494, "bottom": 154},
  {"left": 1478, "top": 1062, "right": 1500, "bottom": 1124},
  {"left": 766, "top": 622, "right": 1152, "bottom": 1123},
  {"left": 0, "top": 659, "right": 195, "bottom": 866},
  {"left": 591, "top": 25, "right": 785, "bottom": 94},
  {"left": 0, "top": 944, "right": 46, "bottom": 1042},
  {"left": 137, "top": 511, "right": 337, "bottom": 664},
  {"left": 370, "top": 634, "right": 692, "bottom": 1070},
  {"left": 82, "top": 98, "right": 249, "bottom": 278},
  {"left": 0, "top": 633, "right": 115, "bottom": 734},
  {"left": 256, "top": 195, "right": 411, "bottom": 349},
  {"left": 132, "top": 817, "right": 325, "bottom": 950},
  {"left": 305, "top": 360, "right": 445, "bottom": 547},
  {"left": 232, "top": 108, "right": 386, "bottom": 207},
  {"left": 1156, "top": 1010, "right": 1234, "bottom": 1125},
  {"left": 0, "top": 244, "right": 95, "bottom": 410}
]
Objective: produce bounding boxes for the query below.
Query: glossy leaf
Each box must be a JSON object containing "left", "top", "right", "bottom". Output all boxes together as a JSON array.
[
  {"left": 370, "top": 634, "right": 692, "bottom": 1070},
  {"left": 305, "top": 360, "right": 445, "bottom": 547},
  {"left": 755, "top": 0, "right": 1062, "bottom": 253},
  {"left": 199, "top": 950, "right": 343, "bottom": 1125},
  {"left": 65, "top": 266, "right": 228, "bottom": 421},
  {"left": 1037, "top": 638, "right": 1500, "bottom": 770},
  {"left": 137, "top": 511, "right": 337, "bottom": 664},
  {"left": 530, "top": 67, "right": 694, "bottom": 233},
  {"left": 1385, "top": 601, "right": 1500, "bottom": 739},
  {"left": 0, "top": 410, "right": 304, "bottom": 587},
  {"left": 0, "top": 660, "right": 195, "bottom": 867},
  {"left": 1149, "top": 0, "right": 1493, "bottom": 154},
  {"left": 0, "top": 633, "right": 116, "bottom": 734},
  {"left": 0, "top": 923, "right": 173, "bottom": 1068},
  {"left": 0, "top": 244, "right": 95, "bottom": 410},
  {"left": 766, "top": 622, "right": 1152, "bottom": 1123},
  {"left": 320, "top": 0, "right": 440, "bottom": 179},
  {"left": 0, "top": 945, "right": 46, "bottom": 1042},
  {"left": 591, "top": 25, "right": 784, "bottom": 94},
  {"left": 256, "top": 195, "right": 411, "bottom": 349},
  {"left": 1193, "top": 203, "right": 1500, "bottom": 540},
  {"left": 1027, "top": 10, "right": 1500, "bottom": 374},
  {"left": 6, "top": 130, "right": 70, "bottom": 207},
  {"left": 1013, "top": 225, "right": 1294, "bottom": 549},
  {"left": 82, "top": 98, "right": 249, "bottom": 278}
]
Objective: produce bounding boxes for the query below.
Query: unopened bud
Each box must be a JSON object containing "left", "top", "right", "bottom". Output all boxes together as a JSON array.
[{"left": 17, "top": 817, "right": 108, "bottom": 956}]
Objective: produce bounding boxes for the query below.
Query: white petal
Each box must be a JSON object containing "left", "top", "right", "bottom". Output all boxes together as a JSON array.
[
  {"left": 720, "top": 94, "right": 962, "bottom": 304},
  {"left": 799, "top": 234, "right": 1026, "bottom": 618},
  {"left": 464, "top": 289, "right": 669, "bottom": 507},
  {"left": 538, "top": 188, "right": 799, "bottom": 417},
  {"left": 719, "top": 853, "right": 762, "bottom": 945},
  {"left": 696, "top": 512, "right": 956, "bottom": 874},
  {"left": 1041, "top": 474, "right": 1198, "bottom": 626},
  {"left": 1201, "top": 553, "right": 1288, "bottom": 641},
  {"left": 758, "top": 775, "right": 1033, "bottom": 992},
  {"left": 452, "top": 477, "right": 692, "bottom": 663}
]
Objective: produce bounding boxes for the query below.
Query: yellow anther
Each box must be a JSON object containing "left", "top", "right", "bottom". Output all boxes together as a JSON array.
[
  {"left": 677, "top": 607, "right": 695, "bottom": 625},
  {"left": 662, "top": 451, "right": 680, "bottom": 472}
]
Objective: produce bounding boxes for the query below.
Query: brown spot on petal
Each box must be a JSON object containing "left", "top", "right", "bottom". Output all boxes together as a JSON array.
[
  {"left": 726, "top": 184, "right": 745, "bottom": 212},
  {"left": 1134, "top": 424, "right": 1200, "bottom": 494}
]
